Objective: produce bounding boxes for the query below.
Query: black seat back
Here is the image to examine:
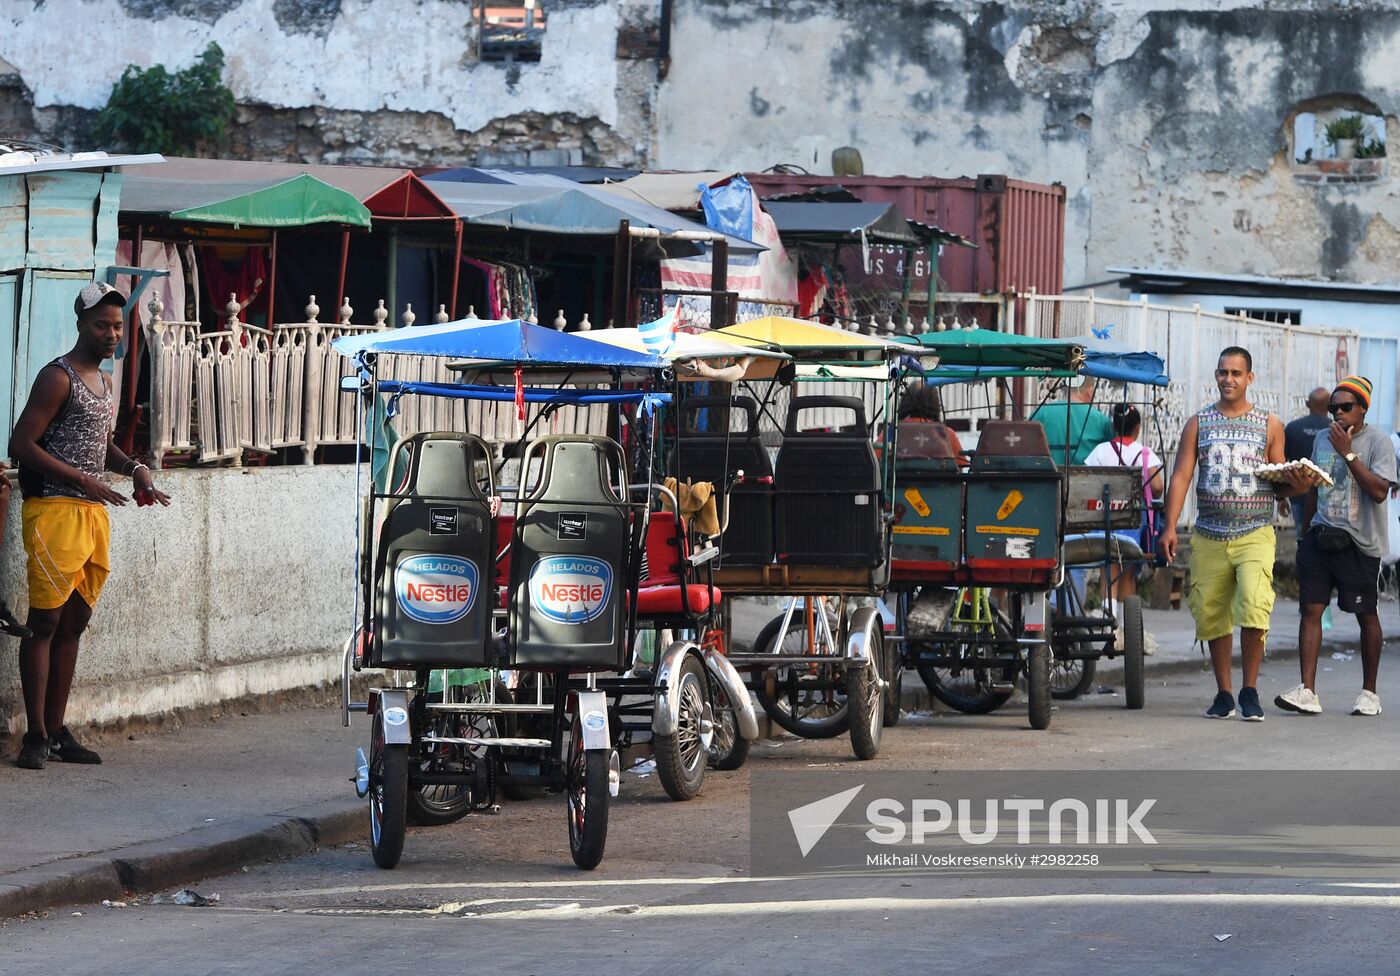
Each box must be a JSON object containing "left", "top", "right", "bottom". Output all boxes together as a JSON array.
[
  {"left": 672, "top": 395, "right": 773, "bottom": 565},
  {"left": 774, "top": 395, "right": 881, "bottom": 567},
  {"left": 508, "top": 436, "right": 633, "bottom": 670},
  {"left": 373, "top": 432, "right": 494, "bottom": 668}
]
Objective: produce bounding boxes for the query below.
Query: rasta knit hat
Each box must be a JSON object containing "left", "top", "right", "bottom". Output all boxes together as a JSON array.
[{"left": 1335, "top": 374, "right": 1373, "bottom": 410}]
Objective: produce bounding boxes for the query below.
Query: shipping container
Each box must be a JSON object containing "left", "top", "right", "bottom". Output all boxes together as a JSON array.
[{"left": 745, "top": 173, "right": 1067, "bottom": 328}]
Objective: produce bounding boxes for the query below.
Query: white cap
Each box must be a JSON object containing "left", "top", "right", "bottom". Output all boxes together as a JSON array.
[{"left": 74, "top": 281, "right": 127, "bottom": 315}]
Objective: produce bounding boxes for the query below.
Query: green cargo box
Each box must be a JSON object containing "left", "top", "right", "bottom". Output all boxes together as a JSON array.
[
  {"left": 963, "top": 458, "right": 1062, "bottom": 586},
  {"left": 891, "top": 459, "right": 962, "bottom": 581}
]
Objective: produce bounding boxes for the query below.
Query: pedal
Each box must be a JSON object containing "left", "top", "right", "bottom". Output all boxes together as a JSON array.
[{"left": 989, "top": 681, "right": 1016, "bottom": 693}]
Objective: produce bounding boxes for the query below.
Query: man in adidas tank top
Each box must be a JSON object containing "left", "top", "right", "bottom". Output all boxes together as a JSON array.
[
  {"left": 8, "top": 282, "right": 171, "bottom": 770},
  {"left": 1160, "top": 346, "right": 1295, "bottom": 721}
]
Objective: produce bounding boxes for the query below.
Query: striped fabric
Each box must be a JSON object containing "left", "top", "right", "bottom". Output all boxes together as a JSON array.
[
  {"left": 1336, "top": 374, "right": 1373, "bottom": 410},
  {"left": 637, "top": 305, "right": 678, "bottom": 356}
]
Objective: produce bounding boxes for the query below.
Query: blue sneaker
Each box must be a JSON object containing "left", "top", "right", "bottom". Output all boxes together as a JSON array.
[
  {"left": 1238, "top": 687, "right": 1264, "bottom": 722},
  {"left": 1206, "top": 691, "right": 1236, "bottom": 719}
]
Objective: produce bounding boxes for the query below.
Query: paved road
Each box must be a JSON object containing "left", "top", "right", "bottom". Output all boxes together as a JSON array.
[{"left": 5, "top": 654, "right": 1400, "bottom": 974}]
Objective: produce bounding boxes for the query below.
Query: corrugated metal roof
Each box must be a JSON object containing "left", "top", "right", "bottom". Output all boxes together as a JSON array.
[
  {"left": 0, "top": 151, "right": 163, "bottom": 176},
  {"left": 1109, "top": 265, "right": 1400, "bottom": 296},
  {"left": 133, "top": 158, "right": 454, "bottom": 218}
]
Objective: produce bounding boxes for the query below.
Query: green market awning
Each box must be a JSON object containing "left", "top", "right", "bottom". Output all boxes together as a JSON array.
[
  {"left": 119, "top": 173, "right": 371, "bottom": 229},
  {"left": 904, "top": 328, "right": 1084, "bottom": 372}
]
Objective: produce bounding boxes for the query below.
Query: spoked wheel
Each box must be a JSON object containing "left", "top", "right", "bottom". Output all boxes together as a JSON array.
[
  {"left": 407, "top": 677, "right": 497, "bottom": 827},
  {"left": 369, "top": 709, "right": 408, "bottom": 870},
  {"left": 1050, "top": 645, "right": 1098, "bottom": 700},
  {"left": 913, "top": 603, "right": 1017, "bottom": 714},
  {"left": 752, "top": 610, "right": 850, "bottom": 739},
  {"left": 881, "top": 632, "right": 903, "bottom": 728},
  {"left": 566, "top": 715, "right": 610, "bottom": 870},
  {"left": 707, "top": 666, "right": 751, "bottom": 771},
  {"left": 1122, "top": 596, "right": 1146, "bottom": 710},
  {"left": 1027, "top": 643, "right": 1053, "bottom": 731},
  {"left": 654, "top": 652, "right": 709, "bottom": 801},
  {"left": 847, "top": 628, "right": 884, "bottom": 761}
]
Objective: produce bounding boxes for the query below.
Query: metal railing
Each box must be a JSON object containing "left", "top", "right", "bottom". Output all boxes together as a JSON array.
[{"left": 1022, "top": 291, "right": 1362, "bottom": 526}]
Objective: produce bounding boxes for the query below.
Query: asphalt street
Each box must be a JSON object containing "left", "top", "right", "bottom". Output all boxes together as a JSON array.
[{"left": 4, "top": 651, "right": 1400, "bottom": 974}]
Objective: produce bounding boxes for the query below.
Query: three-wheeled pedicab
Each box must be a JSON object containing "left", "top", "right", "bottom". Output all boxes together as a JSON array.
[
  {"left": 336, "top": 318, "right": 713, "bottom": 869},
  {"left": 1042, "top": 332, "right": 1171, "bottom": 707},
  {"left": 887, "top": 328, "right": 1085, "bottom": 730},
  {"left": 669, "top": 317, "right": 910, "bottom": 761}
]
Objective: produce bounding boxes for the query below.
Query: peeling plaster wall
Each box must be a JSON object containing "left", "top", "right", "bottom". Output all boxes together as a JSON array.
[
  {"left": 0, "top": 0, "right": 657, "bottom": 166},
  {"left": 0, "top": 466, "right": 361, "bottom": 734},
  {"left": 657, "top": 0, "right": 1400, "bottom": 290}
]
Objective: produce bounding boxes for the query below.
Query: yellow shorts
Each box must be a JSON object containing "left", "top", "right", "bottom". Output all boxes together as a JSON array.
[
  {"left": 22, "top": 497, "right": 111, "bottom": 610},
  {"left": 1187, "top": 525, "right": 1276, "bottom": 642}
]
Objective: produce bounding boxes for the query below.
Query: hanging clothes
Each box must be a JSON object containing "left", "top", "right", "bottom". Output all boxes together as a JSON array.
[
  {"left": 201, "top": 246, "right": 270, "bottom": 326},
  {"left": 115, "top": 240, "right": 188, "bottom": 327}
]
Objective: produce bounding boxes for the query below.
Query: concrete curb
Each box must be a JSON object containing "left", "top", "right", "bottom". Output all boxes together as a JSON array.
[{"left": 0, "top": 798, "right": 365, "bottom": 920}]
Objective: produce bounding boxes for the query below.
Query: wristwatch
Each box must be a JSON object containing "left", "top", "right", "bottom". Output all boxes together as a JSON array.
[{"left": 1345, "top": 452, "right": 1359, "bottom": 463}]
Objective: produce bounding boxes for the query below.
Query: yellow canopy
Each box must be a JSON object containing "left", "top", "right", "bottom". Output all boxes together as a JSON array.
[
  {"left": 718, "top": 316, "right": 906, "bottom": 354},
  {"left": 582, "top": 327, "right": 790, "bottom": 381}
]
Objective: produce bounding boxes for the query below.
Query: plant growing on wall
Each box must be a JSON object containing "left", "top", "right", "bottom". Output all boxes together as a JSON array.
[{"left": 93, "top": 43, "right": 236, "bottom": 156}]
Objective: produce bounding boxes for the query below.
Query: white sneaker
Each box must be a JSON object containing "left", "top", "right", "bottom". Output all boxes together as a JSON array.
[
  {"left": 1274, "top": 684, "right": 1322, "bottom": 714},
  {"left": 1352, "top": 690, "right": 1383, "bottom": 716},
  {"left": 1143, "top": 632, "right": 1158, "bottom": 657}
]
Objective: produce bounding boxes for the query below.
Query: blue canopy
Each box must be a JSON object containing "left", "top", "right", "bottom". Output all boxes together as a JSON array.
[
  {"left": 332, "top": 318, "right": 667, "bottom": 370},
  {"left": 1078, "top": 332, "right": 1169, "bottom": 387},
  {"left": 375, "top": 379, "right": 669, "bottom": 411}
]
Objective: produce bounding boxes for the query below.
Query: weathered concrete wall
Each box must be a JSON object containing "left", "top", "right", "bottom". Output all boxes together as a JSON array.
[
  {"left": 0, "top": 465, "right": 361, "bottom": 733},
  {"left": 0, "top": 0, "right": 659, "bottom": 166},
  {"left": 656, "top": 0, "right": 1400, "bottom": 291},
  {"left": 7, "top": 2, "right": 1400, "bottom": 299}
]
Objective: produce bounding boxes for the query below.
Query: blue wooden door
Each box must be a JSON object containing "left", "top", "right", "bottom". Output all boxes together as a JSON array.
[
  {"left": 0, "top": 273, "right": 16, "bottom": 451},
  {"left": 14, "top": 270, "right": 89, "bottom": 439}
]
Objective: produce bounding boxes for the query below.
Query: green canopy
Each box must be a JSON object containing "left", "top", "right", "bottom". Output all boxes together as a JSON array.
[
  {"left": 119, "top": 173, "right": 372, "bottom": 229},
  {"left": 903, "top": 328, "right": 1083, "bottom": 373}
]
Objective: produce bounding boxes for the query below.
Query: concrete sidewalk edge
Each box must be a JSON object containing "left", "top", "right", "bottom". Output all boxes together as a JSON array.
[
  {"left": 0, "top": 799, "right": 366, "bottom": 920},
  {"left": 893, "top": 644, "right": 1304, "bottom": 713}
]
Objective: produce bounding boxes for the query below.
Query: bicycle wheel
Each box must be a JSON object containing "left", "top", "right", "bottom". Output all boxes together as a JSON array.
[
  {"left": 368, "top": 710, "right": 407, "bottom": 870},
  {"left": 1050, "top": 645, "right": 1097, "bottom": 700},
  {"left": 653, "top": 652, "right": 709, "bottom": 801},
  {"left": 566, "top": 716, "right": 609, "bottom": 870},
  {"left": 1122, "top": 596, "right": 1146, "bottom": 710},
  {"left": 847, "top": 630, "right": 884, "bottom": 760},
  {"left": 407, "top": 679, "right": 498, "bottom": 827},
  {"left": 751, "top": 610, "right": 850, "bottom": 739},
  {"left": 913, "top": 602, "right": 1017, "bottom": 715},
  {"left": 707, "top": 667, "right": 752, "bottom": 771}
]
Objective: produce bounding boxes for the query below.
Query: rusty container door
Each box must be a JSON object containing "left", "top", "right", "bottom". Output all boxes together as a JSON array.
[{"left": 745, "top": 173, "right": 1067, "bottom": 320}]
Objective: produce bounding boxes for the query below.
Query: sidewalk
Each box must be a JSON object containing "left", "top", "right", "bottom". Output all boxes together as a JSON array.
[
  {"left": 3, "top": 596, "right": 1397, "bottom": 919},
  {"left": 0, "top": 705, "right": 363, "bottom": 919}
]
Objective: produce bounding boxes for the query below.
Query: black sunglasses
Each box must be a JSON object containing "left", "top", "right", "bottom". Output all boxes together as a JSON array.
[{"left": 1329, "top": 401, "right": 1359, "bottom": 414}]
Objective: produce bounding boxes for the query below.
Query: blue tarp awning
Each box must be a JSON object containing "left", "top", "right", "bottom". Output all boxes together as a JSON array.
[
  {"left": 1079, "top": 333, "right": 1169, "bottom": 386},
  {"left": 423, "top": 169, "right": 763, "bottom": 255},
  {"left": 332, "top": 318, "right": 667, "bottom": 369}
]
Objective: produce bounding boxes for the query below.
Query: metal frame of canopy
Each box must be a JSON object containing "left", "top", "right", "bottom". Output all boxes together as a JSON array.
[
  {"left": 333, "top": 316, "right": 675, "bottom": 708},
  {"left": 671, "top": 318, "right": 909, "bottom": 579}
]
